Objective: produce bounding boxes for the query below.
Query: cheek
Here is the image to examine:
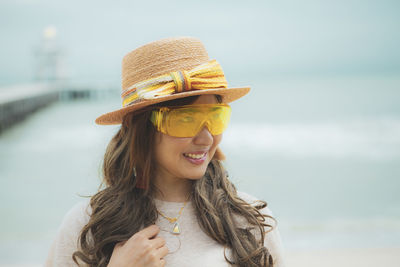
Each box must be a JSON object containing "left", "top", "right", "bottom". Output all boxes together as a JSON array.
[
  {"left": 154, "top": 133, "right": 169, "bottom": 164},
  {"left": 209, "top": 134, "right": 222, "bottom": 156},
  {"left": 213, "top": 134, "right": 222, "bottom": 146},
  {"left": 154, "top": 133, "right": 190, "bottom": 160}
]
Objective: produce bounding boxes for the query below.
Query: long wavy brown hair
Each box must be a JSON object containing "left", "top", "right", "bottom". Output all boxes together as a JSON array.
[{"left": 72, "top": 95, "right": 276, "bottom": 266}]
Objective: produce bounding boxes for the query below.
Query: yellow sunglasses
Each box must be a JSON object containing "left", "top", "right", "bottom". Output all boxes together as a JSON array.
[{"left": 150, "top": 103, "right": 232, "bottom": 137}]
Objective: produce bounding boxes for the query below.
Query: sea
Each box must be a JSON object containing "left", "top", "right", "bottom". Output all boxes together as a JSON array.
[{"left": 1, "top": 74, "right": 400, "bottom": 264}]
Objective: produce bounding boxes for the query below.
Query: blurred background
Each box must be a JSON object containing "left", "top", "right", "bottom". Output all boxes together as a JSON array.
[{"left": 1, "top": 0, "right": 399, "bottom": 266}]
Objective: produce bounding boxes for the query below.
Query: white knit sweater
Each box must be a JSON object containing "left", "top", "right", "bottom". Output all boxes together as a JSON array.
[{"left": 45, "top": 191, "right": 285, "bottom": 267}]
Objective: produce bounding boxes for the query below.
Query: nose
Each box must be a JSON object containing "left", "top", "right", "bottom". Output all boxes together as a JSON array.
[{"left": 192, "top": 125, "right": 213, "bottom": 146}]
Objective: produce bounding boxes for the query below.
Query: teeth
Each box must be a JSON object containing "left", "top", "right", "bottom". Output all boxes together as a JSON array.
[{"left": 184, "top": 153, "right": 206, "bottom": 159}]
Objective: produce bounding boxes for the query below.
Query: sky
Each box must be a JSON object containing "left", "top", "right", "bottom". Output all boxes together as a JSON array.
[{"left": 1, "top": 0, "right": 399, "bottom": 86}]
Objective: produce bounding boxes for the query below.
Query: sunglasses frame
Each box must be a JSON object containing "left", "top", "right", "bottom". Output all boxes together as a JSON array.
[{"left": 150, "top": 103, "right": 231, "bottom": 137}]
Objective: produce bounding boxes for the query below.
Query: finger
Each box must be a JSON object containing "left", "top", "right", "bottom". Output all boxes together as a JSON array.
[
  {"left": 160, "top": 258, "right": 166, "bottom": 267},
  {"left": 139, "top": 225, "right": 160, "bottom": 239},
  {"left": 156, "top": 245, "right": 169, "bottom": 259},
  {"left": 149, "top": 237, "right": 166, "bottom": 249},
  {"left": 115, "top": 240, "right": 127, "bottom": 248},
  {"left": 126, "top": 225, "right": 160, "bottom": 246},
  {"left": 127, "top": 224, "right": 160, "bottom": 246}
]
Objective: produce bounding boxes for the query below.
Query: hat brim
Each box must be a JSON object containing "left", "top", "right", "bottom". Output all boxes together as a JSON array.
[{"left": 95, "top": 87, "right": 250, "bottom": 125}]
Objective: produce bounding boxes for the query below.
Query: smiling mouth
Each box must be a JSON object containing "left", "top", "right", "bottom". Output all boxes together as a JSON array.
[{"left": 183, "top": 152, "right": 207, "bottom": 159}]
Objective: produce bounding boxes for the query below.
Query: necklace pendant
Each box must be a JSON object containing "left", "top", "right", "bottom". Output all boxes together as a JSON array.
[{"left": 172, "top": 222, "right": 180, "bottom": 235}]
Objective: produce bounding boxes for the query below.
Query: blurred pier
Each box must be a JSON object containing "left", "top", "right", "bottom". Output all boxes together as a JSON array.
[
  {"left": 0, "top": 83, "right": 117, "bottom": 133},
  {"left": 0, "top": 83, "right": 58, "bottom": 133}
]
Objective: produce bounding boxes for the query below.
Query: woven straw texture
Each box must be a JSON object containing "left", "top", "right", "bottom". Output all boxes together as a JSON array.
[{"left": 95, "top": 36, "right": 250, "bottom": 125}]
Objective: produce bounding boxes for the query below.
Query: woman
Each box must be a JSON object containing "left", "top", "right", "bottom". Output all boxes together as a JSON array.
[{"left": 46, "top": 37, "right": 285, "bottom": 267}]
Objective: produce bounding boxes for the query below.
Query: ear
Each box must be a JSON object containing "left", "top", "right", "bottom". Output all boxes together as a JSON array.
[{"left": 213, "top": 147, "right": 226, "bottom": 161}]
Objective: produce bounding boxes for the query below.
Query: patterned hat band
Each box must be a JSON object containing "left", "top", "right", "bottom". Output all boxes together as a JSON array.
[
  {"left": 170, "top": 70, "right": 191, "bottom": 93},
  {"left": 121, "top": 59, "right": 228, "bottom": 107}
]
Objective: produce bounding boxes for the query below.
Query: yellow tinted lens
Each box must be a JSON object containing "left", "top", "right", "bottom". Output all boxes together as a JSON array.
[
  {"left": 166, "top": 108, "right": 202, "bottom": 137},
  {"left": 207, "top": 105, "right": 231, "bottom": 135},
  {"left": 153, "top": 104, "right": 231, "bottom": 137}
]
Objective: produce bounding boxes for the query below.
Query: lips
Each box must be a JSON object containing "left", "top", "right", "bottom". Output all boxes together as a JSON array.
[
  {"left": 183, "top": 152, "right": 207, "bottom": 159},
  {"left": 183, "top": 151, "right": 208, "bottom": 165}
]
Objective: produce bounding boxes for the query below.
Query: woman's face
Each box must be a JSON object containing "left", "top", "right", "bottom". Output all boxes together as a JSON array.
[{"left": 154, "top": 94, "right": 222, "bottom": 181}]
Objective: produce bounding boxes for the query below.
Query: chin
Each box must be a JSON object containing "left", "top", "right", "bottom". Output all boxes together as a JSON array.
[{"left": 185, "top": 168, "right": 208, "bottom": 180}]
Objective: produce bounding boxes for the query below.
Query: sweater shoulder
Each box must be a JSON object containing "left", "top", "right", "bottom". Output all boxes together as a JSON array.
[
  {"left": 236, "top": 191, "right": 274, "bottom": 217},
  {"left": 236, "top": 191, "right": 286, "bottom": 267},
  {"left": 59, "top": 199, "right": 92, "bottom": 231},
  {"left": 46, "top": 199, "right": 91, "bottom": 266}
]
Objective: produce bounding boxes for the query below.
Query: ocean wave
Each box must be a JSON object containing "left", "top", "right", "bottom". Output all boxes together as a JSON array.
[{"left": 222, "top": 117, "right": 400, "bottom": 160}]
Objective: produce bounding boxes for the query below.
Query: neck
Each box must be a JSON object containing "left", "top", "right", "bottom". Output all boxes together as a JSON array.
[{"left": 153, "top": 174, "right": 193, "bottom": 202}]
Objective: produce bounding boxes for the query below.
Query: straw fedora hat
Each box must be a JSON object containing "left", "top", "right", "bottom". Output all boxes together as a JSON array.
[{"left": 95, "top": 36, "right": 250, "bottom": 125}]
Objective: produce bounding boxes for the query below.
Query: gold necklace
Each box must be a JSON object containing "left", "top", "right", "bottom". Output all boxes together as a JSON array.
[{"left": 157, "top": 200, "right": 189, "bottom": 235}]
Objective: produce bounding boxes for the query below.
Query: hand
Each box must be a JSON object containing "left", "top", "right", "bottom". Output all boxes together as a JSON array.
[{"left": 108, "top": 225, "right": 168, "bottom": 267}]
